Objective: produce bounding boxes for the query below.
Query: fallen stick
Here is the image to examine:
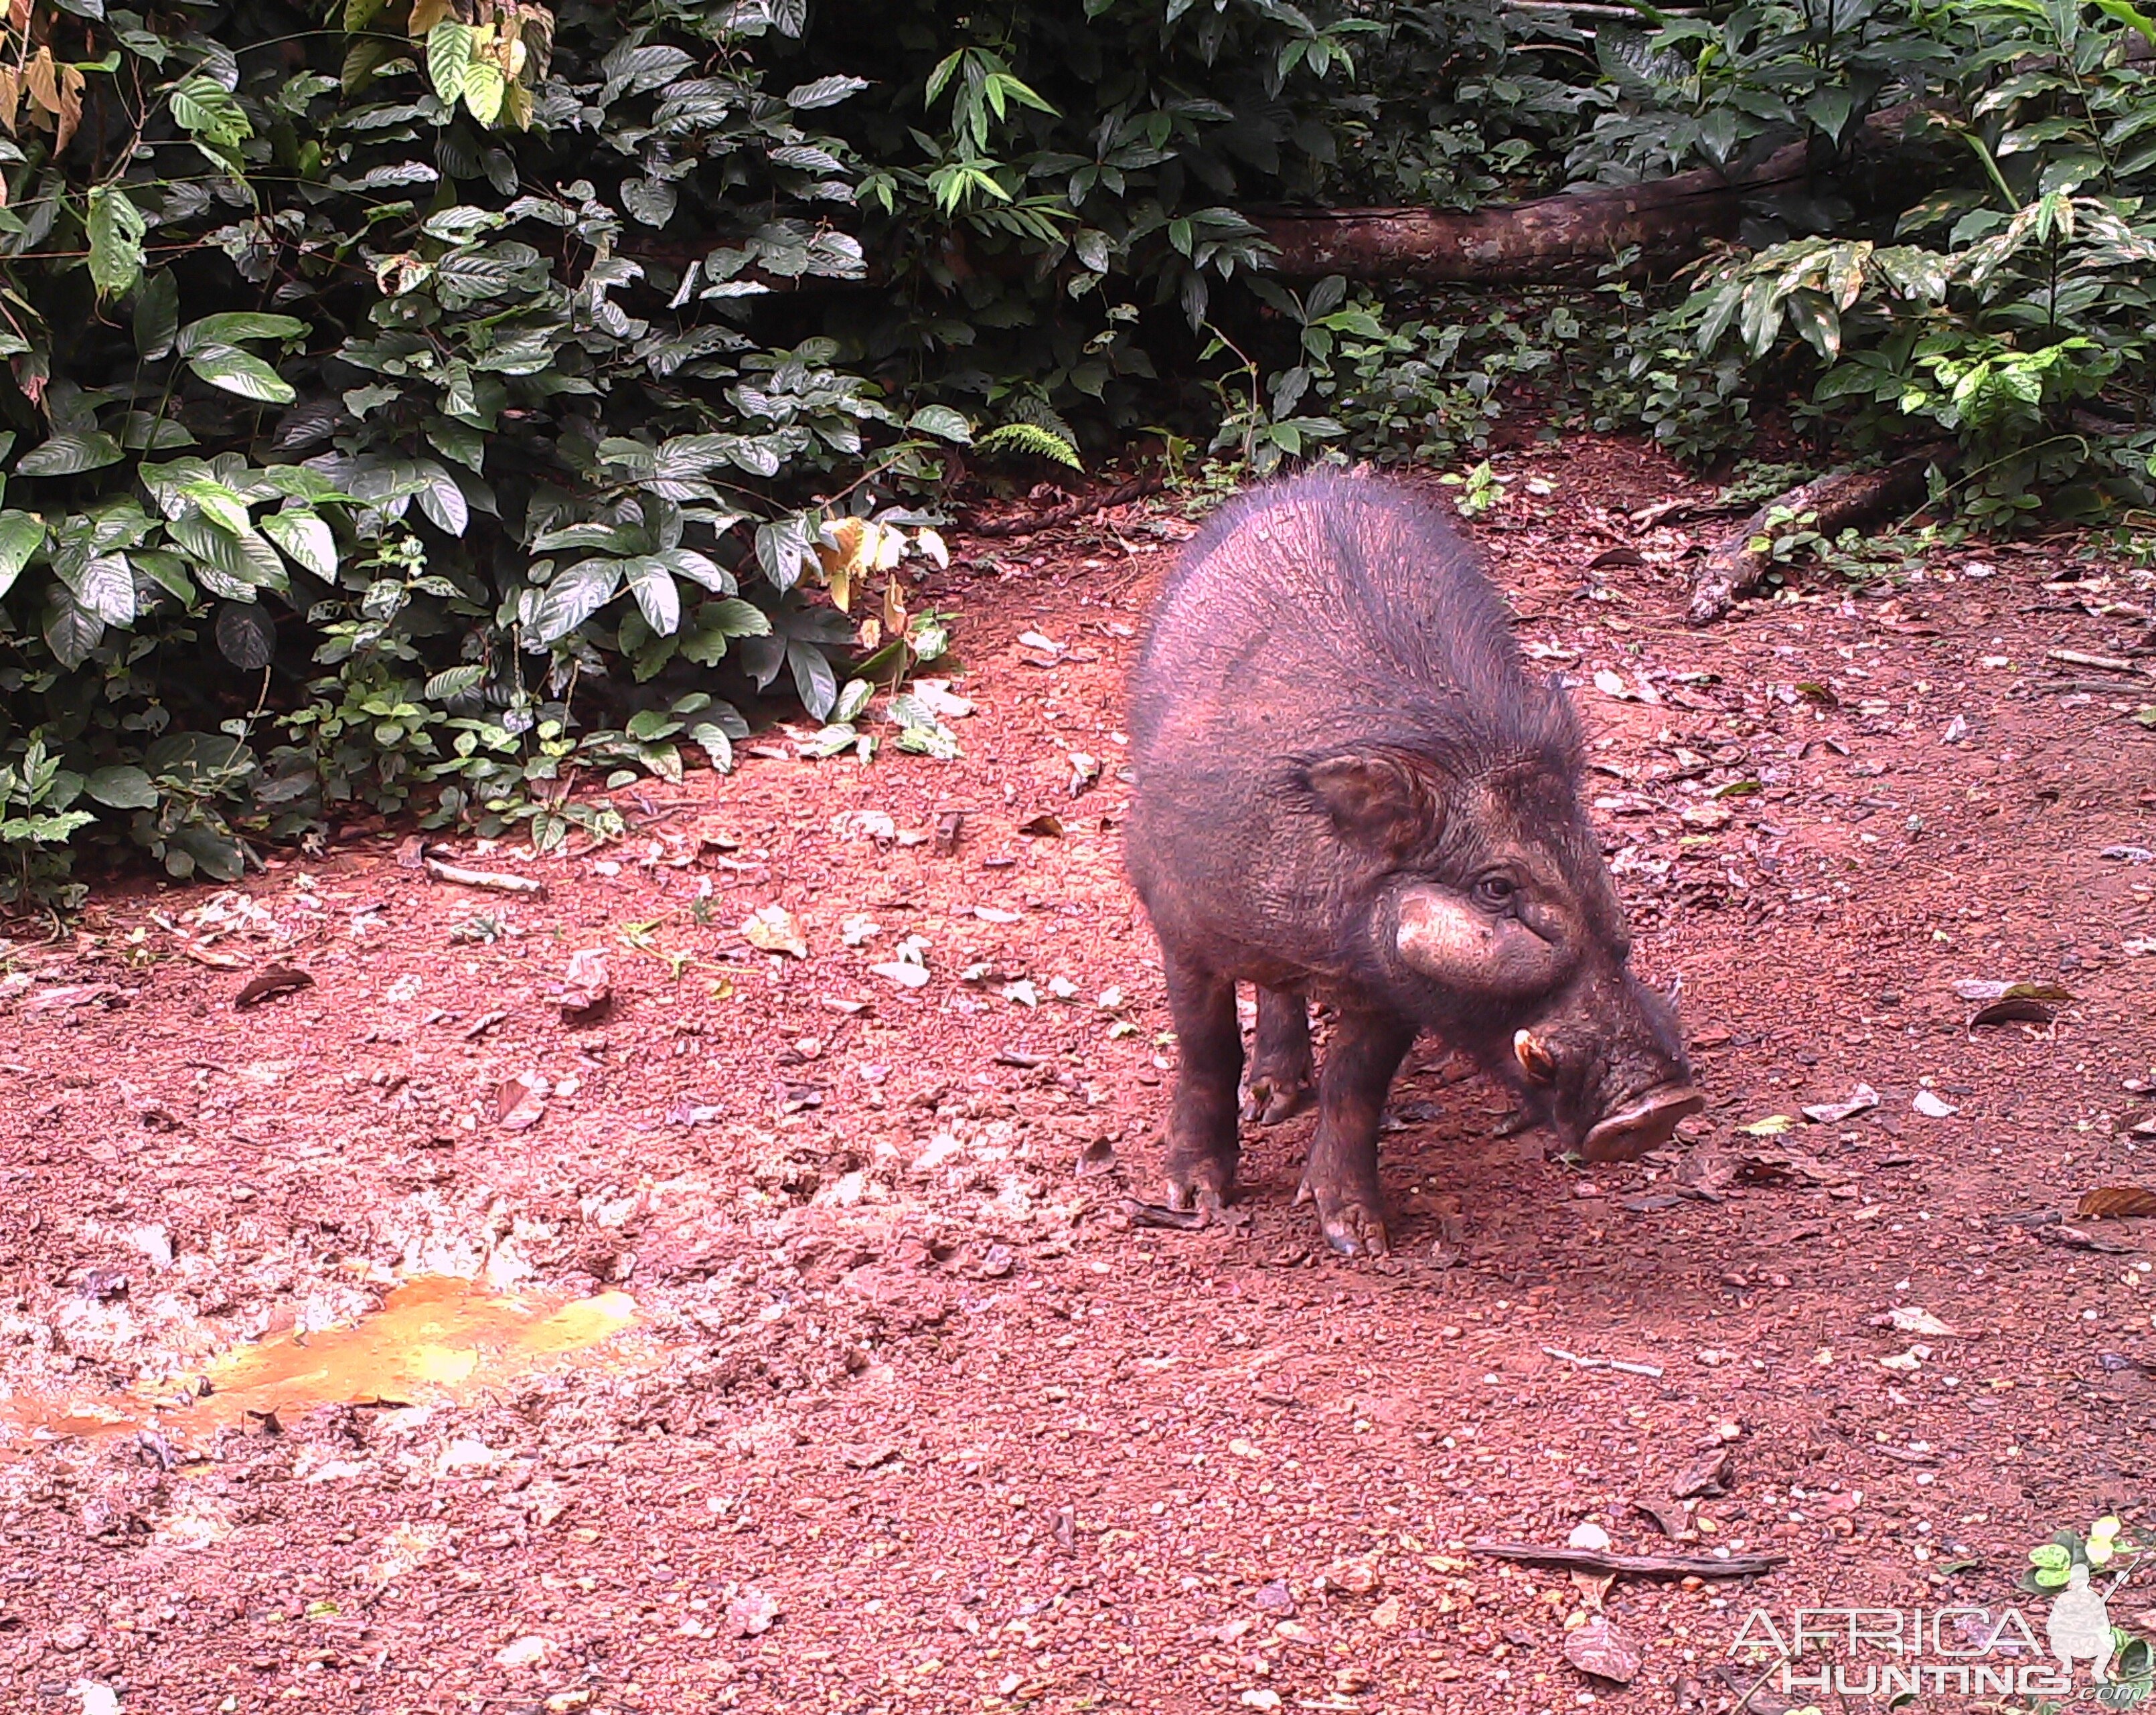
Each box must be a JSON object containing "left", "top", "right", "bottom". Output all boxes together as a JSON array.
[
  {"left": 1687, "top": 446, "right": 1950, "bottom": 624},
  {"left": 1470, "top": 1541, "right": 1786, "bottom": 1579},
  {"left": 2046, "top": 649, "right": 2150, "bottom": 675},
  {"left": 423, "top": 858, "right": 547, "bottom": 898},
  {"left": 1542, "top": 1345, "right": 1665, "bottom": 1378},
  {"left": 968, "top": 474, "right": 1166, "bottom": 539}
]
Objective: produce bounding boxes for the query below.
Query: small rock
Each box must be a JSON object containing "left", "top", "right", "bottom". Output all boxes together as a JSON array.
[
  {"left": 1912, "top": 1089, "right": 1958, "bottom": 1119},
  {"left": 76, "top": 1684, "right": 121, "bottom": 1715},
  {"left": 493, "top": 1635, "right": 551, "bottom": 1669},
  {"left": 1252, "top": 1580, "right": 1296, "bottom": 1615},
  {"left": 728, "top": 1588, "right": 781, "bottom": 1638},
  {"left": 1239, "top": 1692, "right": 1282, "bottom": 1711},
  {"left": 52, "top": 1623, "right": 91, "bottom": 1653},
  {"left": 1330, "top": 1558, "right": 1383, "bottom": 1597},
  {"left": 1567, "top": 1521, "right": 1612, "bottom": 1552},
  {"left": 1369, "top": 1596, "right": 1403, "bottom": 1628},
  {"left": 978, "top": 1244, "right": 1014, "bottom": 1279}
]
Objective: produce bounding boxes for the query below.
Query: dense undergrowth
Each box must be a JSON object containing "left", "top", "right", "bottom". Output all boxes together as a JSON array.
[{"left": 0, "top": 0, "right": 2151, "bottom": 908}]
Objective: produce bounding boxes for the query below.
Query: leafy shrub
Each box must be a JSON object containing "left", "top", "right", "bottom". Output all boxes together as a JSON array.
[{"left": 1598, "top": 0, "right": 2156, "bottom": 514}]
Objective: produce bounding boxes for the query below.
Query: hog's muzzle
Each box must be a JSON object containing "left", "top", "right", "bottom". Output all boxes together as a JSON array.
[{"left": 1580, "top": 1082, "right": 1706, "bottom": 1163}]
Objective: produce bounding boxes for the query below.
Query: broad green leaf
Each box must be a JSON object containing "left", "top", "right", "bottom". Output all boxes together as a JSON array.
[
  {"left": 58, "top": 551, "right": 136, "bottom": 625},
  {"left": 2092, "top": 0, "right": 2156, "bottom": 44},
  {"left": 786, "top": 74, "right": 868, "bottom": 109},
  {"left": 788, "top": 639, "right": 837, "bottom": 720},
  {"left": 43, "top": 595, "right": 104, "bottom": 669},
  {"left": 427, "top": 20, "right": 474, "bottom": 106},
  {"left": 462, "top": 60, "right": 506, "bottom": 125},
  {"left": 215, "top": 600, "right": 278, "bottom": 669},
  {"left": 0, "top": 510, "right": 46, "bottom": 598},
  {"left": 625, "top": 558, "right": 682, "bottom": 635},
  {"left": 85, "top": 764, "right": 156, "bottom": 809},
  {"left": 16, "top": 432, "right": 125, "bottom": 477},
  {"left": 176, "top": 313, "right": 307, "bottom": 355},
  {"left": 167, "top": 511, "right": 287, "bottom": 590},
  {"left": 411, "top": 462, "right": 468, "bottom": 536},
  {"left": 187, "top": 345, "right": 297, "bottom": 404},
  {"left": 425, "top": 664, "right": 487, "bottom": 698},
  {"left": 688, "top": 720, "right": 736, "bottom": 772},
  {"left": 262, "top": 507, "right": 337, "bottom": 577},
  {"left": 907, "top": 404, "right": 973, "bottom": 444},
  {"left": 86, "top": 185, "right": 147, "bottom": 300},
  {"left": 177, "top": 479, "right": 252, "bottom": 535},
  {"left": 528, "top": 557, "right": 622, "bottom": 643}
]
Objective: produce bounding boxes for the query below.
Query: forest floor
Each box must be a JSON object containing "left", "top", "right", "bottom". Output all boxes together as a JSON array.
[{"left": 3, "top": 437, "right": 2156, "bottom": 1715}]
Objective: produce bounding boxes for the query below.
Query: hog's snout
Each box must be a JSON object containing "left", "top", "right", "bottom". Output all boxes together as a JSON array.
[
  {"left": 1510, "top": 972, "right": 1702, "bottom": 1161},
  {"left": 1580, "top": 1083, "right": 1706, "bottom": 1163}
]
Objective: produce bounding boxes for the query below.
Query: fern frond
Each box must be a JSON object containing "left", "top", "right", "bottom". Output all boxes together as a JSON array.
[{"left": 976, "top": 422, "right": 1083, "bottom": 470}]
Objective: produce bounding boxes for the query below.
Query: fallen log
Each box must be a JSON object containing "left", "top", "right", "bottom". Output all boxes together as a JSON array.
[
  {"left": 1256, "top": 108, "right": 1929, "bottom": 284},
  {"left": 1687, "top": 445, "right": 1951, "bottom": 624}
]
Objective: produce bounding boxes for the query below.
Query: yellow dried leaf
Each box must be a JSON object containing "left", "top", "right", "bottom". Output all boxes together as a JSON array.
[
  {"left": 816, "top": 515, "right": 870, "bottom": 580},
  {"left": 871, "top": 521, "right": 905, "bottom": 573},
  {"left": 55, "top": 64, "right": 83, "bottom": 155},
  {"left": 856, "top": 617, "right": 882, "bottom": 651},
  {"left": 0, "top": 68, "right": 19, "bottom": 137},
  {"left": 882, "top": 576, "right": 907, "bottom": 635},
  {"left": 828, "top": 565, "right": 850, "bottom": 613},
  {"left": 23, "top": 47, "right": 56, "bottom": 117}
]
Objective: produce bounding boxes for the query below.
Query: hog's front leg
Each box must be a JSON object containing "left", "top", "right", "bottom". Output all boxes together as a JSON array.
[
  {"left": 1241, "top": 986, "right": 1315, "bottom": 1125},
  {"left": 1297, "top": 1009, "right": 1415, "bottom": 1256},
  {"left": 1160, "top": 951, "right": 1243, "bottom": 1221}
]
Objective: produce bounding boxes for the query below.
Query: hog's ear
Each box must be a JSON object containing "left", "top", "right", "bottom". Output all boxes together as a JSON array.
[{"left": 1302, "top": 753, "right": 1439, "bottom": 855}]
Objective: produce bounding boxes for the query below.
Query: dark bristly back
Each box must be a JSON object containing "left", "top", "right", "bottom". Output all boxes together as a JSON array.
[{"left": 1128, "top": 471, "right": 1579, "bottom": 787}]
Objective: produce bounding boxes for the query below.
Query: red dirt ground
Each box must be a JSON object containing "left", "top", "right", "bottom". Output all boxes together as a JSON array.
[{"left": 3, "top": 437, "right": 2155, "bottom": 1715}]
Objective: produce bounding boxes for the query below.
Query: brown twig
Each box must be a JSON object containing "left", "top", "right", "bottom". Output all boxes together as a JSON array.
[{"left": 1468, "top": 1541, "right": 1786, "bottom": 1579}]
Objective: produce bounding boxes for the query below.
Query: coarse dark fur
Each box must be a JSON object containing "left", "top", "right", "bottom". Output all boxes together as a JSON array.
[{"left": 1124, "top": 471, "right": 1695, "bottom": 1254}]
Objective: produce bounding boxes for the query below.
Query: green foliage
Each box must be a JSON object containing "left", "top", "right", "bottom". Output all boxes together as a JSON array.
[
  {"left": 4, "top": 0, "right": 2155, "bottom": 914},
  {"left": 0, "top": 736, "right": 96, "bottom": 909},
  {"left": 974, "top": 423, "right": 1084, "bottom": 469},
  {"left": 0, "top": 0, "right": 977, "bottom": 908},
  {"left": 1605, "top": 0, "right": 2156, "bottom": 517}
]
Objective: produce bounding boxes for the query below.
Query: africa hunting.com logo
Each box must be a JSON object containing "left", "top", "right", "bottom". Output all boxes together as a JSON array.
[{"left": 1727, "top": 1515, "right": 2156, "bottom": 1708}]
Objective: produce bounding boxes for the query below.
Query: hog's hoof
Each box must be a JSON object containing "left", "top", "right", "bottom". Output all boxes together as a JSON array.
[
  {"left": 1161, "top": 1160, "right": 1237, "bottom": 1228},
  {"left": 1296, "top": 1177, "right": 1389, "bottom": 1257},
  {"left": 1241, "top": 1074, "right": 1316, "bottom": 1127}
]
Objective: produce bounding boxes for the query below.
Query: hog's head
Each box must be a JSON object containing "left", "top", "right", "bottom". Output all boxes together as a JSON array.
[{"left": 1302, "top": 741, "right": 1704, "bottom": 1161}]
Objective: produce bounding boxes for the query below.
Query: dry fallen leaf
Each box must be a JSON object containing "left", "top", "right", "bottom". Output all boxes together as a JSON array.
[
  {"left": 2078, "top": 1186, "right": 2156, "bottom": 1220},
  {"left": 1802, "top": 1084, "right": 1878, "bottom": 1124},
  {"left": 1951, "top": 979, "right": 2074, "bottom": 1003},
  {"left": 493, "top": 1073, "right": 548, "bottom": 1132},
  {"left": 235, "top": 965, "right": 313, "bottom": 1009},
  {"left": 1564, "top": 1616, "right": 1642, "bottom": 1685},
  {"left": 560, "top": 949, "right": 611, "bottom": 1026},
  {"left": 741, "top": 904, "right": 807, "bottom": 959},
  {"left": 1970, "top": 997, "right": 2054, "bottom": 1026},
  {"left": 1876, "top": 1306, "right": 1963, "bottom": 1337}
]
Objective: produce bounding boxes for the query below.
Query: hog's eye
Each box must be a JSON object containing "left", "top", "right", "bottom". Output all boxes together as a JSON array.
[{"left": 1472, "top": 874, "right": 1516, "bottom": 909}]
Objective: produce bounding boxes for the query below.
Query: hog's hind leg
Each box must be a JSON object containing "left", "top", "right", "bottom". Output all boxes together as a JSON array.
[
  {"left": 1241, "top": 987, "right": 1316, "bottom": 1125},
  {"left": 1296, "top": 1009, "right": 1415, "bottom": 1256},
  {"left": 1160, "top": 951, "right": 1243, "bottom": 1221}
]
